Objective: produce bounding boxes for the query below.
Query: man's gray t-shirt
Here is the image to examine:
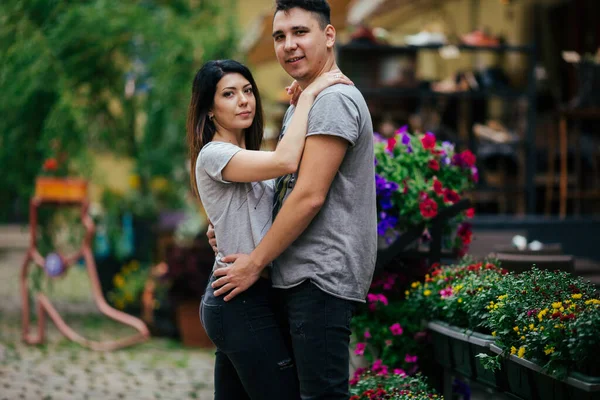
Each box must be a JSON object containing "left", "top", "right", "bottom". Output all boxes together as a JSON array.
[
  {"left": 271, "top": 84, "right": 377, "bottom": 302},
  {"left": 195, "top": 141, "right": 274, "bottom": 270}
]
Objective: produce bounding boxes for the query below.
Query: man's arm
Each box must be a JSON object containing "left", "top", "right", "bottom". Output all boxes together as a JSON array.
[{"left": 212, "top": 134, "right": 349, "bottom": 300}]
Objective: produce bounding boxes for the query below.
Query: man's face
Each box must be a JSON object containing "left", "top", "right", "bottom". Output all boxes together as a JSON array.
[{"left": 272, "top": 7, "right": 331, "bottom": 82}]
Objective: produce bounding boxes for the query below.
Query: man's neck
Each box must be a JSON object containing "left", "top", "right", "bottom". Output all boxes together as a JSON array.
[{"left": 298, "top": 59, "right": 338, "bottom": 90}]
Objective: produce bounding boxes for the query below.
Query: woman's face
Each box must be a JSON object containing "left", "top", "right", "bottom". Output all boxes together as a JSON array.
[{"left": 211, "top": 72, "right": 256, "bottom": 133}]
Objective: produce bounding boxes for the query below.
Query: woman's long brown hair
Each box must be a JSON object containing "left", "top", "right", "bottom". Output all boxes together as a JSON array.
[{"left": 186, "top": 60, "right": 264, "bottom": 198}]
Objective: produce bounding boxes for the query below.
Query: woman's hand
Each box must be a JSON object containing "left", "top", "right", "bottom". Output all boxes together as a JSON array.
[
  {"left": 285, "top": 81, "right": 302, "bottom": 106},
  {"left": 301, "top": 70, "right": 353, "bottom": 100}
]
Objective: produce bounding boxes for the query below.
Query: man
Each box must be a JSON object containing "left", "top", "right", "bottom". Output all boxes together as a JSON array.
[{"left": 210, "top": 0, "right": 376, "bottom": 398}]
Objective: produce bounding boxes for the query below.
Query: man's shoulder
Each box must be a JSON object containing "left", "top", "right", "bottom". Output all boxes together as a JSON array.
[{"left": 316, "top": 83, "right": 364, "bottom": 102}]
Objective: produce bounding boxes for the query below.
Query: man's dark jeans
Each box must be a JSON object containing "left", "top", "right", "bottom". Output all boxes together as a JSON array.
[
  {"left": 274, "top": 280, "right": 356, "bottom": 400},
  {"left": 201, "top": 277, "right": 300, "bottom": 400}
]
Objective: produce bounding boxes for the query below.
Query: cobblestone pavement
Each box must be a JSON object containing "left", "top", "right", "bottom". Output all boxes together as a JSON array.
[{"left": 0, "top": 225, "right": 216, "bottom": 400}]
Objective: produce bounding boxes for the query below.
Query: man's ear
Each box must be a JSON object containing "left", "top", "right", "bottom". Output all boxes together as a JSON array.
[{"left": 325, "top": 24, "right": 336, "bottom": 49}]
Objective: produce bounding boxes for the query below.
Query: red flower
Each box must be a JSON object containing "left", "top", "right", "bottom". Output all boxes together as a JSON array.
[
  {"left": 443, "top": 189, "right": 460, "bottom": 204},
  {"left": 419, "top": 198, "right": 438, "bottom": 219},
  {"left": 43, "top": 158, "right": 58, "bottom": 171},
  {"left": 457, "top": 223, "right": 472, "bottom": 245},
  {"left": 433, "top": 179, "right": 443, "bottom": 195},
  {"left": 421, "top": 133, "right": 436, "bottom": 150},
  {"left": 428, "top": 159, "right": 440, "bottom": 171},
  {"left": 465, "top": 208, "right": 475, "bottom": 218},
  {"left": 460, "top": 150, "right": 476, "bottom": 167},
  {"left": 386, "top": 137, "right": 397, "bottom": 152}
]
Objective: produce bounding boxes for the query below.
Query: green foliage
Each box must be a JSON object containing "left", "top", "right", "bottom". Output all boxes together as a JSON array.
[{"left": 0, "top": 0, "right": 238, "bottom": 221}]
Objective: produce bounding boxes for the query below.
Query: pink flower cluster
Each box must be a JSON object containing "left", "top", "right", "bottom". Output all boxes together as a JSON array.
[{"left": 367, "top": 293, "right": 389, "bottom": 311}]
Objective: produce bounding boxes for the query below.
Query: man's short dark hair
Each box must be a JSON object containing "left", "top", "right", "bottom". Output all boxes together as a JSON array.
[{"left": 275, "top": 0, "right": 331, "bottom": 29}]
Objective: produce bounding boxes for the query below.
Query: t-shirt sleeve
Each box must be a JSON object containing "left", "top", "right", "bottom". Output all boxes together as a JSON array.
[
  {"left": 198, "top": 143, "right": 242, "bottom": 183},
  {"left": 306, "top": 91, "right": 360, "bottom": 146}
]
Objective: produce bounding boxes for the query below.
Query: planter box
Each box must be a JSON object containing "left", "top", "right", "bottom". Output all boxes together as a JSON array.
[
  {"left": 428, "top": 321, "right": 508, "bottom": 389},
  {"left": 490, "top": 344, "right": 600, "bottom": 400},
  {"left": 34, "top": 177, "right": 88, "bottom": 202},
  {"left": 490, "top": 344, "right": 537, "bottom": 400}
]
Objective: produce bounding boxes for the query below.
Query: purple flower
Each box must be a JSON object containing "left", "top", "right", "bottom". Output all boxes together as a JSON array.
[
  {"left": 395, "top": 125, "right": 408, "bottom": 135},
  {"left": 406, "top": 145, "right": 413, "bottom": 153},
  {"left": 401, "top": 133, "right": 411, "bottom": 145}
]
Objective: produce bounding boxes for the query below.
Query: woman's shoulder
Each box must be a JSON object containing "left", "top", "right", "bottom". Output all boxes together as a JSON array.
[{"left": 198, "top": 141, "right": 242, "bottom": 165}]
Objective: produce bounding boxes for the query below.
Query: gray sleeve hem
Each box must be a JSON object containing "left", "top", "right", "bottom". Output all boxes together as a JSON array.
[
  {"left": 199, "top": 144, "right": 242, "bottom": 184},
  {"left": 305, "top": 131, "right": 356, "bottom": 147}
]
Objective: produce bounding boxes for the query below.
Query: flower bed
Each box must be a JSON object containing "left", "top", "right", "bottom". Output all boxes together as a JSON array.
[
  {"left": 404, "top": 259, "right": 600, "bottom": 381},
  {"left": 374, "top": 128, "right": 477, "bottom": 254},
  {"left": 350, "top": 370, "right": 441, "bottom": 400}
]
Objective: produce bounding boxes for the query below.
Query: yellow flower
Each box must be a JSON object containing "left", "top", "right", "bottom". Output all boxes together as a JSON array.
[
  {"left": 454, "top": 284, "right": 463, "bottom": 292},
  {"left": 423, "top": 290, "right": 432, "bottom": 297},
  {"left": 540, "top": 326, "right": 544, "bottom": 331},
  {"left": 517, "top": 347, "right": 526, "bottom": 358},
  {"left": 150, "top": 176, "right": 169, "bottom": 192},
  {"left": 113, "top": 274, "right": 125, "bottom": 288},
  {"left": 521, "top": 336, "right": 525, "bottom": 340},
  {"left": 411, "top": 282, "right": 420, "bottom": 289},
  {"left": 544, "top": 346, "right": 555, "bottom": 355},
  {"left": 513, "top": 326, "right": 519, "bottom": 332},
  {"left": 458, "top": 298, "right": 463, "bottom": 303},
  {"left": 497, "top": 294, "right": 507, "bottom": 301},
  {"left": 559, "top": 307, "right": 565, "bottom": 312},
  {"left": 585, "top": 299, "right": 600, "bottom": 305},
  {"left": 538, "top": 309, "right": 548, "bottom": 321},
  {"left": 492, "top": 331, "right": 497, "bottom": 337},
  {"left": 405, "top": 290, "right": 410, "bottom": 296},
  {"left": 572, "top": 294, "right": 582, "bottom": 300},
  {"left": 510, "top": 346, "right": 517, "bottom": 355},
  {"left": 554, "top": 324, "right": 565, "bottom": 329},
  {"left": 529, "top": 324, "right": 535, "bottom": 330},
  {"left": 552, "top": 302, "right": 562, "bottom": 309},
  {"left": 128, "top": 174, "right": 141, "bottom": 190}
]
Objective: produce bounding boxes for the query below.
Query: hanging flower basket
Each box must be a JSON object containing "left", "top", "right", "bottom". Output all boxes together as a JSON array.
[{"left": 34, "top": 177, "right": 88, "bottom": 202}]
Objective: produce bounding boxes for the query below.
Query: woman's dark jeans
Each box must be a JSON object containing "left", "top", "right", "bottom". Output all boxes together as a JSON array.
[{"left": 200, "top": 277, "right": 300, "bottom": 400}]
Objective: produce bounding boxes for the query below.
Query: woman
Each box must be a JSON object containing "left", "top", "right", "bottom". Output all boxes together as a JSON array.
[{"left": 186, "top": 59, "right": 351, "bottom": 400}]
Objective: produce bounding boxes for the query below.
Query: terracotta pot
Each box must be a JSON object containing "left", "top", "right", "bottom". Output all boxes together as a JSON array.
[
  {"left": 176, "top": 300, "right": 213, "bottom": 348},
  {"left": 34, "top": 177, "right": 88, "bottom": 202}
]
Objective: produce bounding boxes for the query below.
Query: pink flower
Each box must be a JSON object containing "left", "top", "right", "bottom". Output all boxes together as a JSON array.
[
  {"left": 465, "top": 208, "right": 475, "bottom": 218},
  {"left": 377, "top": 365, "right": 389, "bottom": 376},
  {"left": 371, "top": 359, "right": 389, "bottom": 376},
  {"left": 390, "top": 323, "right": 403, "bottom": 336},
  {"left": 364, "top": 329, "right": 371, "bottom": 339},
  {"left": 385, "top": 339, "right": 393, "bottom": 347},
  {"left": 439, "top": 287, "right": 453, "bottom": 299},
  {"left": 354, "top": 342, "right": 366, "bottom": 356},
  {"left": 393, "top": 368, "right": 407, "bottom": 376},
  {"left": 377, "top": 294, "right": 389, "bottom": 306},
  {"left": 405, "top": 354, "right": 418, "bottom": 363}
]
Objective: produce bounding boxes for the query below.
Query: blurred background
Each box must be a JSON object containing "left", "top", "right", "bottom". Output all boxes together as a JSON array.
[{"left": 0, "top": 0, "right": 599, "bottom": 399}]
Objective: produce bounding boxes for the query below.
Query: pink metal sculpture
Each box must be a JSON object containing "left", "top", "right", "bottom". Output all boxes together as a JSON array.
[{"left": 21, "top": 192, "right": 150, "bottom": 351}]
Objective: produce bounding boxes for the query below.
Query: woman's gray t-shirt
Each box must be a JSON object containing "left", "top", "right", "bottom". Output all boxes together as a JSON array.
[{"left": 195, "top": 141, "right": 274, "bottom": 271}]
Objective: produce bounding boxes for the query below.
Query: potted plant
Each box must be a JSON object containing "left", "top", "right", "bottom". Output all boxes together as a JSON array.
[{"left": 374, "top": 128, "right": 477, "bottom": 256}]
